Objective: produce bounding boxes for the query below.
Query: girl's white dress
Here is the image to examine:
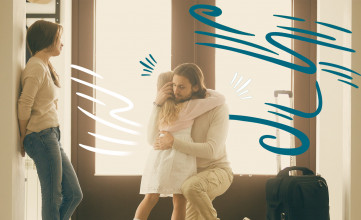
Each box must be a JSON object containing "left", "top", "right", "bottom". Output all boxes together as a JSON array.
[
  {"left": 140, "top": 127, "right": 195, "bottom": 196},
  {"left": 139, "top": 89, "right": 225, "bottom": 197}
]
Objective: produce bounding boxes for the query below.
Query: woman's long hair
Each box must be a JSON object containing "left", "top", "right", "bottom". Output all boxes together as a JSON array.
[
  {"left": 157, "top": 71, "right": 183, "bottom": 128},
  {"left": 26, "top": 20, "right": 62, "bottom": 88}
]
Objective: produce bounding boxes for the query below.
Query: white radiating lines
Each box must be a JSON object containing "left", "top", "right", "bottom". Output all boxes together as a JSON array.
[
  {"left": 88, "top": 132, "right": 136, "bottom": 145},
  {"left": 77, "top": 107, "right": 139, "bottom": 135},
  {"left": 110, "top": 109, "right": 141, "bottom": 127},
  {"left": 71, "top": 64, "right": 141, "bottom": 156},
  {"left": 71, "top": 64, "right": 104, "bottom": 79},
  {"left": 79, "top": 144, "right": 131, "bottom": 156},
  {"left": 230, "top": 73, "right": 252, "bottom": 100},
  {"left": 76, "top": 92, "right": 105, "bottom": 106}
]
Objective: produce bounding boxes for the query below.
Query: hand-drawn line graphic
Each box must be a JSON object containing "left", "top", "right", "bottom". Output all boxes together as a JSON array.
[
  {"left": 230, "top": 73, "right": 252, "bottom": 100},
  {"left": 71, "top": 64, "right": 140, "bottom": 156},
  {"left": 140, "top": 54, "right": 157, "bottom": 76},
  {"left": 189, "top": 4, "right": 359, "bottom": 155}
]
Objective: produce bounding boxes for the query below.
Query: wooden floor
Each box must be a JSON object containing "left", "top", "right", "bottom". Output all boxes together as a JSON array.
[{"left": 74, "top": 175, "right": 273, "bottom": 220}]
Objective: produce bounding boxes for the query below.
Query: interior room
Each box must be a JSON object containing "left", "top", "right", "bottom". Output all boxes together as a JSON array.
[{"left": 1, "top": 0, "right": 361, "bottom": 219}]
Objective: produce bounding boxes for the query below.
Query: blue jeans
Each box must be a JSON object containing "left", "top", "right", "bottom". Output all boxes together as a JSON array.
[{"left": 24, "top": 127, "right": 83, "bottom": 220}]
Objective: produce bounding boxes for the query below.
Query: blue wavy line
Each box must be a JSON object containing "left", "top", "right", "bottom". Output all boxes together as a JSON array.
[
  {"left": 338, "top": 79, "right": 359, "bottom": 88},
  {"left": 195, "top": 31, "right": 278, "bottom": 55},
  {"left": 273, "top": 14, "right": 305, "bottom": 21},
  {"left": 319, "top": 62, "right": 360, "bottom": 76},
  {"left": 316, "top": 21, "right": 352, "bottom": 33},
  {"left": 229, "top": 114, "right": 309, "bottom": 155},
  {"left": 277, "top": 26, "right": 336, "bottom": 41},
  {"left": 265, "top": 81, "right": 322, "bottom": 118},
  {"left": 189, "top": 4, "right": 254, "bottom": 36},
  {"left": 321, "top": 69, "right": 353, "bottom": 80},
  {"left": 266, "top": 32, "right": 355, "bottom": 53},
  {"left": 196, "top": 42, "right": 316, "bottom": 74},
  {"left": 268, "top": 111, "right": 293, "bottom": 120}
]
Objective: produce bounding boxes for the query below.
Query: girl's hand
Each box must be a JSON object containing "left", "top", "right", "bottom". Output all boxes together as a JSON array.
[
  {"left": 154, "top": 131, "right": 174, "bottom": 150},
  {"left": 154, "top": 82, "right": 174, "bottom": 106}
]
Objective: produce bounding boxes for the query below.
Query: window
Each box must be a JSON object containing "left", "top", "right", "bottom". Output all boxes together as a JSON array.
[
  {"left": 94, "top": 0, "right": 171, "bottom": 175},
  {"left": 85, "top": 0, "right": 312, "bottom": 176},
  {"left": 215, "top": 0, "right": 293, "bottom": 174}
]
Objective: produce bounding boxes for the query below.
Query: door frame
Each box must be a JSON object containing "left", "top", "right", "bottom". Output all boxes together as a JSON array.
[{"left": 71, "top": 1, "right": 316, "bottom": 219}]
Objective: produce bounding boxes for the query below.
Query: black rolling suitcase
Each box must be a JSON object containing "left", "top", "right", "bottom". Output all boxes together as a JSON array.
[{"left": 266, "top": 166, "right": 330, "bottom": 220}]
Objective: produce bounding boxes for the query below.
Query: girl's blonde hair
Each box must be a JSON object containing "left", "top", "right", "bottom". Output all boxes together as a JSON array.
[{"left": 157, "top": 71, "right": 183, "bottom": 127}]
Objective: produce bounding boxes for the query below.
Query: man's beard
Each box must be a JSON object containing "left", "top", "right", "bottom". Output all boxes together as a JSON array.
[{"left": 175, "top": 94, "right": 193, "bottom": 103}]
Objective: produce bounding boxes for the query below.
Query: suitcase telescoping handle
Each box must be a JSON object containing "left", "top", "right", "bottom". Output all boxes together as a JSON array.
[
  {"left": 274, "top": 90, "right": 293, "bottom": 98},
  {"left": 277, "top": 166, "right": 314, "bottom": 177},
  {"left": 273, "top": 90, "right": 295, "bottom": 174}
]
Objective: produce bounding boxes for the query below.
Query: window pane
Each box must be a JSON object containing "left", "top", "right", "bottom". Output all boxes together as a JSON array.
[
  {"left": 94, "top": 0, "right": 171, "bottom": 175},
  {"left": 215, "top": 0, "right": 293, "bottom": 174}
]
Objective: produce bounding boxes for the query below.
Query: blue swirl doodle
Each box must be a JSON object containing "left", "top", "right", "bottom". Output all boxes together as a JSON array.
[
  {"left": 265, "top": 81, "right": 322, "bottom": 118},
  {"left": 196, "top": 42, "right": 316, "bottom": 74},
  {"left": 316, "top": 21, "right": 352, "bottom": 33},
  {"left": 319, "top": 62, "right": 360, "bottom": 76},
  {"left": 273, "top": 14, "right": 305, "bottom": 21},
  {"left": 189, "top": 4, "right": 254, "bottom": 36},
  {"left": 196, "top": 31, "right": 355, "bottom": 74},
  {"left": 229, "top": 114, "right": 309, "bottom": 155},
  {"left": 189, "top": 4, "right": 358, "bottom": 156},
  {"left": 268, "top": 111, "right": 293, "bottom": 120},
  {"left": 190, "top": 5, "right": 355, "bottom": 75},
  {"left": 277, "top": 26, "right": 336, "bottom": 41},
  {"left": 266, "top": 32, "right": 355, "bottom": 53},
  {"left": 321, "top": 69, "right": 353, "bottom": 80},
  {"left": 195, "top": 31, "right": 278, "bottom": 55},
  {"left": 338, "top": 79, "right": 359, "bottom": 88}
]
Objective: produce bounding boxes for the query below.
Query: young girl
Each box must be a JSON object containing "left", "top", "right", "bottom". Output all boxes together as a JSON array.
[
  {"left": 134, "top": 71, "right": 225, "bottom": 220},
  {"left": 18, "top": 20, "right": 82, "bottom": 220}
]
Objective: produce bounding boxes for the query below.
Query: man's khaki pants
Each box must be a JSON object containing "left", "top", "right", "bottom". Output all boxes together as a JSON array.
[{"left": 181, "top": 166, "right": 233, "bottom": 220}]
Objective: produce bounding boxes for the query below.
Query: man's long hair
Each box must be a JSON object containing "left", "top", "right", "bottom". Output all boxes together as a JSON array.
[{"left": 173, "top": 63, "right": 207, "bottom": 99}]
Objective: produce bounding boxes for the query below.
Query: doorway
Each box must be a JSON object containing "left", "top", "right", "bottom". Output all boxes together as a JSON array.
[{"left": 71, "top": 1, "right": 316, "bottom": 219}]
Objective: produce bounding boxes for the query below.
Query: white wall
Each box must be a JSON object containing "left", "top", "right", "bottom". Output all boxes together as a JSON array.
[
  {"left": 0, "top": 0, "right": 71, "bottom": 219},
  {"left": 0, "top": 0, "right": 25, "bottom": 219},
  {"left": 317, "top": 0, "right": 361, "bottom": 219},
  {"left": 350, "top": 0, "right": 361, "bottom": 219},
  {"left": 24, "top": 0, "right": 72, "bottom": 219},
  {"left": 317, "top": 0, "right": 349, "bottom": 219}
]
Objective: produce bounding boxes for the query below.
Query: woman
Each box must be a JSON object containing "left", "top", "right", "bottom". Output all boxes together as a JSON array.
[{"left": 18, "top": 20, "right": 82, "bottom": 220}]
